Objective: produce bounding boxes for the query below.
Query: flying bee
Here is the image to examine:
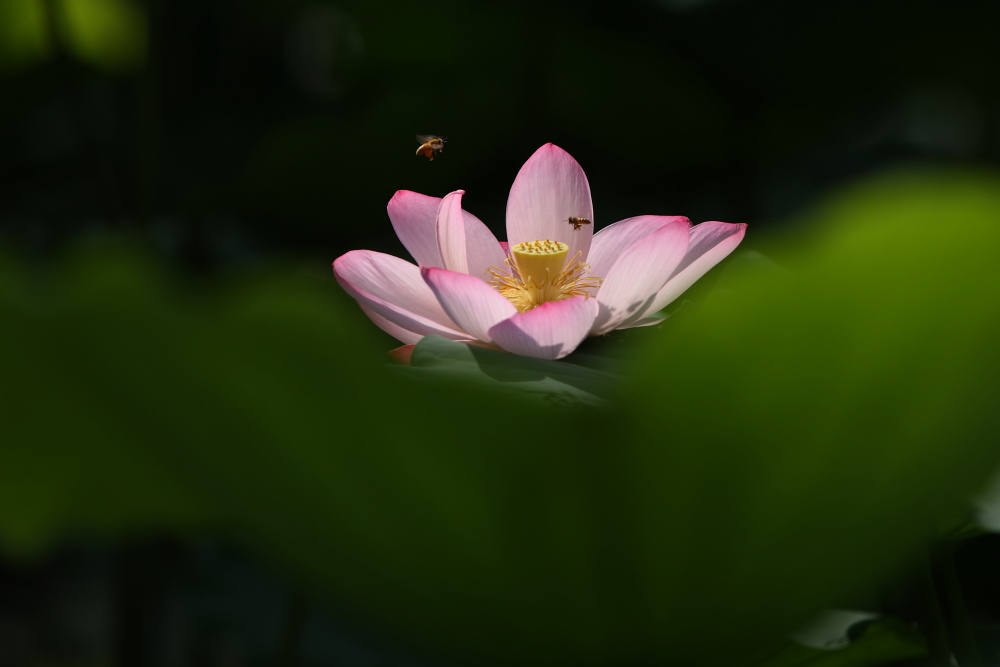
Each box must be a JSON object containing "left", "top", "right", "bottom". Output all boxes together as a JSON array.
[
  {"left": 415, "top": 135, "right": 446, "bottom": 161},
  {"left": 566, "top": 216, "right": 592, "bottom": 231}
]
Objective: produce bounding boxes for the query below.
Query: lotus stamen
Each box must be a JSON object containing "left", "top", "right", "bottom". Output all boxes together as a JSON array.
[{"left": 487, "top": 240, "right": 603, "bottom": 312}]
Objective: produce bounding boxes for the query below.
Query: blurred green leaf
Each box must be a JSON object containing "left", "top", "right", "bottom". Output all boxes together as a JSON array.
[
  {"left": 0, "top": 249, "right": 200, "bottom": 554},
  {"left": 399, "top": 334, "right": 620, "bottom": 407},
  {"left": 2, "top": 167, "right": 1000, "bottom": 667},
  {"left": 619, "top": 167, "right": 1000, "bottom": 665},
  {"left": 60, "top": 0, "right": 147, "bottom": 71},
  {"left": 0, "top": 0, "right": 145, "bottom": 73},
  {"left": 760, "top": 617, "right": 925, "bottom": 667},
  {"left": 789, "top": 610, "right": 882, "bottom": 650},
  {"left": 976, "top": 470, "right": 1000, "bottom": 533},
  {"left": 0, "top": 245, "right": 385, "bottom": 554},
  {"left": 0, "top": 0, "right": 49, "bottom": 71}
]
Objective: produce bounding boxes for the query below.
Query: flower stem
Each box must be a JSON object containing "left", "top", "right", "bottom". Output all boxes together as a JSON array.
[
  {"left": 917, "top": 546, "right": 952, "bottom": 666},
  {"left": 935, "top": 541, "right": 982, "bottom": 667}
]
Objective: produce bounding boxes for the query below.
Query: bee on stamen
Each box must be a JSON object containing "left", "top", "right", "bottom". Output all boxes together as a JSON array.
[
  {"left": 566, "top": 216, "right": 592, "bottom": 231},
  {"left": 415, "top": 135, "right": 446, "bottom": 161}
]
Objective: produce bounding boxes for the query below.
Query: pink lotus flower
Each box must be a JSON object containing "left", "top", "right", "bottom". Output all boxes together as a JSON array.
[{"left": 333, "top": 144, "right": 746, "bottom": 360}]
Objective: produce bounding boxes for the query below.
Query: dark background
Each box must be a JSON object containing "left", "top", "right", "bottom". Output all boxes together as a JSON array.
[
  {"left": 2, "top": 0, "right": 999, "bottom": 665},
  {"left": 4, "top": 0, "right": 998, "bottom": 269}
]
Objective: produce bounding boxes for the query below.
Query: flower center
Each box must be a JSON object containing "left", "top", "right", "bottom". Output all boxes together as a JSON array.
[{"left": 487, "top": 240, "right": 602, "bottom": 312}]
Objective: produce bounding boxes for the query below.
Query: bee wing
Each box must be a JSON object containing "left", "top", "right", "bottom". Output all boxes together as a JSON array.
[{"left": 416, "top": 134, "right": 441, "bottom": 143}]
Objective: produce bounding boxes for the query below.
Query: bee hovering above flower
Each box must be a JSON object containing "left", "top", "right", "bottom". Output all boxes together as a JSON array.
[
  {"left": 415, "top": 135, "right": 446, "bottom": 161},
  {"left": 566, "top": 216, "right": 592, "bottom": 231}
]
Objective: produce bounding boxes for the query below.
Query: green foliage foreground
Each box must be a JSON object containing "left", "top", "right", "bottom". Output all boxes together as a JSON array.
[{"left": 3, "top": 167, "right": 1000, "bottom": 666}]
